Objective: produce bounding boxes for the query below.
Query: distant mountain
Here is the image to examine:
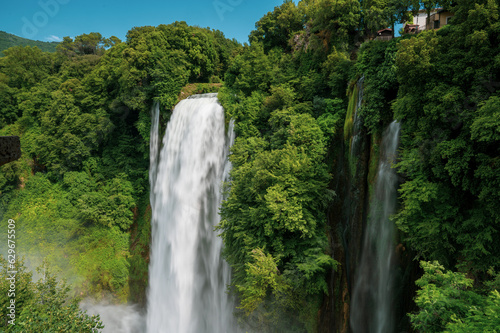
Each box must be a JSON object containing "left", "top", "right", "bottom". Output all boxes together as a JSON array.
[{"left": 0, "top": 31, "right": 59, "bottom": 56}]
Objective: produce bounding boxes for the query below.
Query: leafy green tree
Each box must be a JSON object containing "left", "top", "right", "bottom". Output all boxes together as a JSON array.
[
  {"left": 410, "top": 261, "right": 480, "bottom": 332},
  {"left": 59, "top": 54, "right": 102, "bottom": 80},
  {"left": 236, "top": 248, "right": 288, "bottom": 314},
  {"left": 314, "top": 97, "right": 346, "bottom": 143},
  {"left": 0, "top": 46, "right": 55, "bottom": 89},
  {"left": 249, "top": 0, "right": 303, "bottom": 52},
  {"left": 224, "top": 43, "right": 272, "bottom": 95},
  {"left": 446, "top": 290, "right": 500, "bottom": 333},
  {"left": 0, "top": 78, "right": 18, "bottom": 127},
  {"left": 0, "top": 258, "right": 103, "bottom": 332},
  {"left": 354, "top": 38, "right": 399, "bottom": 131},
  {"left": 360, "top": 0, "right": 406, "bottom": 35},
  {"left": 299, "top": 0, "right": 360, "bottom": 48},
  {"left": 17, "top": 266, "right": 103, "bottom": 332},
  {"left": 321, "top": 48, "right": 353, "bottom": 100},
  {"left": 71, "top": 226, "right": 131, "bottom": 301},
  {"left": 219, "top": 88, "right": 265, "bottom": 138},
  {"left": 410, "top": 261, "right": 500, "bottom": 333},
  {"left": 56, "top": 32, "right": 119, "bottom": 57},
  {"left": 218, "top": 86, "right": 336, "bottom": 328},
  {"left": 77, "top": 175, "right": 136, "bottom": 230},
  {"left": 393, "top": 0, "right": 500, "bottom": 274},
  {"left": 0, "top": 257, "right": 34, "bottom": 328},
  {"left": 36, "top": 85, "right": 113, "bottom": 177},
  {"left": 0, "top": 23, "right": 240, "bottom": 309}
]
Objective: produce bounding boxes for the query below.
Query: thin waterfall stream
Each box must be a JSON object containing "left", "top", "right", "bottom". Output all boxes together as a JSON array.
[
  {"left": 350, "top": 121, "right": 401, "bottom": 333},
  {"left": 147, "top": 94, "right": 235, "bottom": 333}
]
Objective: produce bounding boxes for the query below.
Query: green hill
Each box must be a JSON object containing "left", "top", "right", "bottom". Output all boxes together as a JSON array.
[{"left": 0, "top": 31, "right": 59, "bottom": 56}]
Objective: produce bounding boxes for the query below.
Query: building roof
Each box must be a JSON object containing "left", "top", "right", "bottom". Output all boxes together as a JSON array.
[{"left": 377, "top": 28, "right": 393, "bottom": 34}]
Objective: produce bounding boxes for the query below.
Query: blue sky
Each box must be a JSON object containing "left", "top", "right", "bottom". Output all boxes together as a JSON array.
[{"left": 1, "top": 0, "right": 286, "bottom": 44}]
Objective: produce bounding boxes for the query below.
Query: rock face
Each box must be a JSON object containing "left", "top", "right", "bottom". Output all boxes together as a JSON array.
[
  {"left": 318, "top": 81, "right": 419, "bottom": 333},
  {"left": 0, "top": 136, "right": 21, "bottom": 167},
  {"left": 318, "top": 82, "right": 372, "bottom": 333},
  {"left": 318, "top": 116, "right": 372, "bottom": 333}
]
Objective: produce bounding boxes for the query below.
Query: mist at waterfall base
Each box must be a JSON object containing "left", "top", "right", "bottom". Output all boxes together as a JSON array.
[
  {"left": 147, "top": 94, "right": 236, "bottom": 333},
  {"left": 80, "top": 301, "right": 145, "bottom": 333},
  {"left": 350, "top": 121, "right": 401, "bottom": 333}
]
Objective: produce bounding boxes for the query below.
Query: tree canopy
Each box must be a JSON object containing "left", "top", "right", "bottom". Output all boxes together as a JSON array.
[
  {"left": 0, "top": 22, "right": 240, "bottom": 308},
  {"left": 0, "top": 0, "right": 499, "bottom": 332}
]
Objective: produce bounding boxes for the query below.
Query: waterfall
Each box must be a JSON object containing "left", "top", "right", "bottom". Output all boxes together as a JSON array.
[
  {"left": 350, "top": 121, "right": 401, "bottom": 333},
  {"left": 147, "top": 93, "right": 235, "bottom": 333}
]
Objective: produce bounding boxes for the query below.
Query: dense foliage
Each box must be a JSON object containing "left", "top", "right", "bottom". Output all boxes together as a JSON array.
[
  {"left": 410, "top": 261, "right": 500, "bottom": 332},
  {"left": 0, "top": 0, "right": 499, "bottom": 332},
  {"left": 393, "top": 1, "right": 500, "bottom": 275},
  {"left": 0, "top": 23, "right": 239, "bottom": 310},
  {"left": 389, "top": 3, "right": 500, "bottom": 330},
  {"left": 218, "top": 86, "right": 339, "bottom": 330},
  {"left": 0, "top": 31, "right": 58, "bottom": 57},
  {"left": 0, "top": 257, "right": 103, "bottom": 331},
  {"left": 218, "top": 0, "right": 500, "bottom": 331},
  {"left": 217, "top": 2, "right": 356, "bottom": 330},
  {"left": 356, "top": 1, "right": 499, "bottom": 331}
]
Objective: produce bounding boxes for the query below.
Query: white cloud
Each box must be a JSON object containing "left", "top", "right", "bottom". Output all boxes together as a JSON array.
[{"left": 46, "top": 35, "right": 62, "bottom": 42}]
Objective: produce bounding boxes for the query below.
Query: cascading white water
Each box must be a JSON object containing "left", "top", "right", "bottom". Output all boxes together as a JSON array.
[
  {"left": 350, "top": 121, "right": 401, "bottom": 333},
  {"left": 80, "top": 301, "right": 144, "bottom": 333},
  {"left": 147, "top": 94, "right": 235, "bottom": 333}
]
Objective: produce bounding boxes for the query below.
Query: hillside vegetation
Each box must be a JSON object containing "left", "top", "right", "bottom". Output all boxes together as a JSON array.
[
  {"left": 0, "top": 31, "right": 58, "bottom": 56},
  {"left": 0, "top": 23, "right": 240, "bottom": 329},
  {"left": 0, "top": 0, "right": 499, "bottom": 332},
  {"left": 218, "top": 0, "right": 500, "bottom": 331}
]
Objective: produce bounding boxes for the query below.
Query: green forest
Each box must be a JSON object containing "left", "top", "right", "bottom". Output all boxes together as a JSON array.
[
  {"left": 0, "top": 0, "right": 499, "bottom": 332},
  {"left": 0, "top": 31, "right": 59, "bottom": 57}
]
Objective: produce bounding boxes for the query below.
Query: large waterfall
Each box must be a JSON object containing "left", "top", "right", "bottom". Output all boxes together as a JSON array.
[
  {"left": 147, "top": 94, "right": 235, "bottom": 333},
  {"left": 350, "top": 121, "right": 400, "bottom": 333}
]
